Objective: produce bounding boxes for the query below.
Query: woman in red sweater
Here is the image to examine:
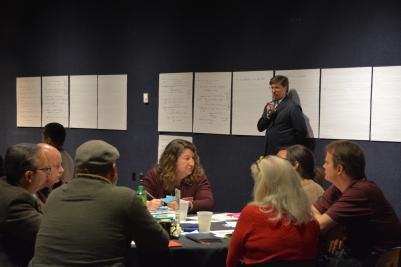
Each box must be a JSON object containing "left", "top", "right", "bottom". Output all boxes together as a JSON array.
[{"left": 226, "top": 156, "right": 320, "bottom": 267}]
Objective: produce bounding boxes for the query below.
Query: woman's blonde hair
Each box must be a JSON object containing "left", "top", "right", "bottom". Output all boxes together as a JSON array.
[
  {"left": 250, "top": 156, "right": 313, "bottom": 225},
  {"left": 157, "top": 139, "right": 204, "bottom": 192}
]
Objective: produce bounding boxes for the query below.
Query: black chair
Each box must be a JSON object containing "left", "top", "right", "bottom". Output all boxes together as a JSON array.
[{"left": 238, "top": 259, "right": 316, "bottom": 267}]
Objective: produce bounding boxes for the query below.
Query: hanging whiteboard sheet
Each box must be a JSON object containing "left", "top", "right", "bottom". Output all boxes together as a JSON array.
[
  {"left": 232, "top": 71, "right": 272, "bottom": 136},
  {"left": 16, "top": 77, "right": 41, "bottom": 127},
  {"left": 158, "top": 135, "right": 193, "bottom": 162},
  {"left": 70, "top": 75, "right": 98, "bottom": 129},
  {"left": 98, "top": 75, "right": 127, "bottom": 130},
  {"left": 320, "top": 67, "right": 371, "bottom": 140},
  {"left": 276, "top": 69, "right": 320, "bottom": 138},
  {"left": 158, "top": 72, "right": 193, "bottom": 132},
  {"left": 42, "top": 76, "right": 69, "bottom": 127},
  {"left": 371, "top": 66, "right": 401, "bottom": 142},
  {"left": 193, "top": 72, "right": 231, "bottom": 135}
]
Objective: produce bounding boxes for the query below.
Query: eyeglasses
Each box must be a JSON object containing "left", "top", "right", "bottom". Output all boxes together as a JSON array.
[{"left": 36, "top": 167, "right": 52, "bottom": 174}]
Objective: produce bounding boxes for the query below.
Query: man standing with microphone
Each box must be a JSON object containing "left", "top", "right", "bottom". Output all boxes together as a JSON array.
[{"left": 257, "top": 75, "right": 307, "bottom": 156}]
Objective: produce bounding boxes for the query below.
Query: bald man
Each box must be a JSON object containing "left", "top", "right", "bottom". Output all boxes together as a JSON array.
[{"left": 36, "top": 143, "right": 64, "bottom": 205}]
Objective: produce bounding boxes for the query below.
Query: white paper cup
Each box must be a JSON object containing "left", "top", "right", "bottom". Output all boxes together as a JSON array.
[
  {"left": 197, "top": 211, "right": 213, "bottom": 233},
  {"left": 179, "top": 200, "right": 189, "bottom": 222}
]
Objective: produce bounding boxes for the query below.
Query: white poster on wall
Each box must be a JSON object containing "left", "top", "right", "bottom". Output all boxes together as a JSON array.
[
  {"left": 193, "top": 72, "right": 231, "bottom": 135},
  {"left": 16, "top": 77, "right": 42, "bottom": 127},
  {"left": 232, "top": 71, "right": 272, "bottom": 136},
  {"left": 276, "top": 69, "right": 320, "bottom": 138},
  {"left": 98, "top": 74, "right": 127, "bottom": 130},
  {"left": 70, "top": 75, "right": 98, "bottom": 129},
  {"left": 320, "top": 67, "right": 371, "bottom": 140},
  {"left": 158, "top": 72, "right": 193, "bottom": 132},
  {"left": 371, "top": 66, "right": 401, "bottom": 142},
  {"left": 42, "top": 76, "right": 69, "bottom": 127},
  {"left": 158, "top": 134, "right": 193, "bottom": 161}
]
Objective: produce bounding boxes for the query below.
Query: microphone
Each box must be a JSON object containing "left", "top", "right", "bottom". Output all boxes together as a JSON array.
[{"left": 267, "top": 98, "right": 278, "bottom": 115}]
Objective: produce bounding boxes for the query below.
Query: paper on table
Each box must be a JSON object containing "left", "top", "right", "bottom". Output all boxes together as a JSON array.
[
  {"left": 161, "top": 195, "right": 176, "bottom": 203},
  {"left": 227, "top": 213, "right": 240, "bottom": 219},
  {"left": 210, "top": 230, "right": 234, "bottom": 238},
  {"left": 224, "top": 221, "right": 237, "bottom": 228},
  {"left": 211, "top": 213, "right": 239, "bottom": 222}
]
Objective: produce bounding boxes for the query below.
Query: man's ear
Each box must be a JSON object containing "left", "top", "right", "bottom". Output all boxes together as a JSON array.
[
  {"left": 336, "top": 164, "right": 344, "bottom": 175},
  {"left": 294, "top": 161, "right": 300, "bottom": 171},
  {"left": 109, "top": 163, "right": 118, "bottom": 184},
  {"left": 24, "top": 170, "right": 34, "bottom": 183}
]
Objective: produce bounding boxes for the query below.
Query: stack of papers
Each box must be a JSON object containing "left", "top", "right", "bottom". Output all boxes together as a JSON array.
[{"left": 150, "top": 206, "right": 175, "bottom": 220}]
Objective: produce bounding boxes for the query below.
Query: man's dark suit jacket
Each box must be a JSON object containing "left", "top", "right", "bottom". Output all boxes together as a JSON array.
[
  {"left": 257, "top": 95, "right": 307, "bottom": 156},
  {"left": 0, "top": 177, "right": 42, "bottom": 267},
  {"left": 30, "top": 175, "right": 169, "bottom": 266}
]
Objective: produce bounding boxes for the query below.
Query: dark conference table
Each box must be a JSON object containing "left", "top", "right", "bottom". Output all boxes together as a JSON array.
[{"left": 129, "top": 220, "right": 233, "bottom": 267}]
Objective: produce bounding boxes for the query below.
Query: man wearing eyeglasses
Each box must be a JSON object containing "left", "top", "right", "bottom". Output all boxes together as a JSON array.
[
  {"left": 30, "top": 140, "right": 169, "bottom": 266},
  {"left": 36, "top": 143, "right": 64, "bottom": 206},
  {"left": 257, "top": 75, "right": 307, "bottom": 156},
  {"left": 0, "top": 143, "right": 49, "bottom": 267}
]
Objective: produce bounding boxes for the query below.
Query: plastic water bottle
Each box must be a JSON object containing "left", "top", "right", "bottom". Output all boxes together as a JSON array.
[{"left": 137, "top": 185, "right": 147, "bottom": 206}]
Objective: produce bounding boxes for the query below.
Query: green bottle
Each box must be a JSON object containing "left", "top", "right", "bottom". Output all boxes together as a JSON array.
[{"left": 137, "top": 185, "right": 147, "bottom": 206}]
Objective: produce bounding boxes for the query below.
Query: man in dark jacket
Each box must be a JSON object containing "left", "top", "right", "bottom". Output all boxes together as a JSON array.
[
  {"left": 257, "top": 75, "right": 307, "bottom": 156},
  {"left": 0, "top": 144, "right": 48, "bottom": 267},
  {"left": 30, "top": 140, "right": 169, "bottom": 266}
]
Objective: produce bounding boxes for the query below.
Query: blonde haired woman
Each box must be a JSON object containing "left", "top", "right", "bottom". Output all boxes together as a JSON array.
[
  {"left": 142, "top": 139, "right": 214, "bottom": 212},
  {"left": 226, "top": 156, "right": 319, "bottom": 267}
]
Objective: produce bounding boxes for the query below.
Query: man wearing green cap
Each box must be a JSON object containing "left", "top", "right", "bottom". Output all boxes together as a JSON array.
[{"left": 30, "top": 140, "right": 169, "bottom": 266}]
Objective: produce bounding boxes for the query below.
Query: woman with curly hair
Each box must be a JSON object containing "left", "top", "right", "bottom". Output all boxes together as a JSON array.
[{"left": 141, "top": 139, "right": 214, "bottom": 212}]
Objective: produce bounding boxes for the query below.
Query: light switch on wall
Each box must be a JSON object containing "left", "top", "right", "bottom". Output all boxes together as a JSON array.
[{"left": 143, "top": 92, "right": 149, "bottom": 104}]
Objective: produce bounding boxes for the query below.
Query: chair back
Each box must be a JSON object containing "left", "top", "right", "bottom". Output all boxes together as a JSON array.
[{"left": 374, "top": 247, "right": 401, "bottom": 267}]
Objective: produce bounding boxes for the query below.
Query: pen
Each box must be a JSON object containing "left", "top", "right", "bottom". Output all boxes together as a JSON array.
[{"left": 144, "top": 190, "right": 156, "bottom": 200}]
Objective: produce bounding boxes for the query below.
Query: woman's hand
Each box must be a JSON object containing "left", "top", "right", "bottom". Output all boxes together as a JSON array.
[
  {"left": 167, "top": 201, "right": 177, "bottom": 213},
  {"left": 167, "top": 201, "right": 177, "bottom": 210},
  {"left": 182, "top": 197, "right": 193, "bottom": 202},
  {"left": 167, "top": 198, "right": 194, "bottom": 211},
  {"left": 147, "top": 199, "right": 163, "bottom": 211}
]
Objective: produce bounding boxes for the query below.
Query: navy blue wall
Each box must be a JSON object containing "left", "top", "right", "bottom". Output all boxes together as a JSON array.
[{"left": 1, "top": 0, "right": 400, "bottom": 217}]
